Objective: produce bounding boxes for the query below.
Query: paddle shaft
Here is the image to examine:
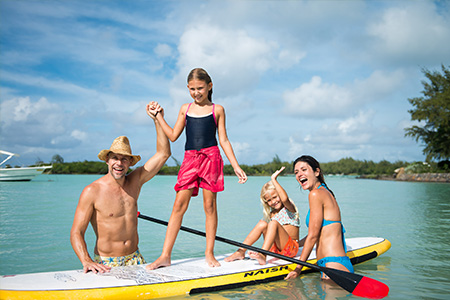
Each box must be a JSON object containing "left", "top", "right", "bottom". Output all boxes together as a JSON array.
[{"left": 138, "top": 213, "right": 322, "bottom": 271}]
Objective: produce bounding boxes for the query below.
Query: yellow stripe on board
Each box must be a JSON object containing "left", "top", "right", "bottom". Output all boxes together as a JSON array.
[
  {"left": 347, "top": 238, "right": 391, "bottom": 261},
  {"left": 0, "top": 264, "right": 296, "bottom": 300}
]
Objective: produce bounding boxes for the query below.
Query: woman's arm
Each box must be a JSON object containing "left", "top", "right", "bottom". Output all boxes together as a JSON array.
[
  {"left": 299, "top": 192, "right": 323, "bottom": 262},
  {"left": 285, "top": 191, "right": 323, "bottom": 279}
]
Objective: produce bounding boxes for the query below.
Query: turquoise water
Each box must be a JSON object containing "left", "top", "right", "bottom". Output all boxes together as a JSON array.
[{"left": 1, "top": 174, "right": 449, "bottom": 299}]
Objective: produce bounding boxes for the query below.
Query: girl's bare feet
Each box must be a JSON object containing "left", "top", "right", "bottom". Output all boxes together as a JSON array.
[
  {"left": 205, "top": 253, "right": 221, "bottom": 267},
  {"left": 224, "top": 249, "right": 246, "bottom": 262},
  {"left": 249, "top": 251, "right": 267, "bottom": 265},
  {"left": 146, "top": 255, "right": 171, "bottom": 270}
]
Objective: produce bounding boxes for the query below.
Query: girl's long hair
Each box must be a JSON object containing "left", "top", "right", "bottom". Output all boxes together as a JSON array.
[
  {"left": 260, "top": 180, "right": 299, "bottom": 222},
  {"left": 293, "top": 155, "right": 335, "bottom": 198},
  {"left": 187, "top": 68, "right": 213, "bottom": 102}
]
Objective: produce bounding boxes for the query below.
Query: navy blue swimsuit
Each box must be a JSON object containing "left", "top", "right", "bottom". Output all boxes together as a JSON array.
[{"left": 184, "top": 103, "right": 218, "bottom": 151}]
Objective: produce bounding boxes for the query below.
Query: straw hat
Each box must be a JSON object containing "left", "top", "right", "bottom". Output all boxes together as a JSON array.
[{"left": 98, "top": 136, "right": 141, "bottom": 166}]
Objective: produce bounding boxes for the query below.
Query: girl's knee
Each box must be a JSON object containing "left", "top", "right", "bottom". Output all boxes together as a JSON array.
[
  {"left": 172, "top": 203, "right": 188, "bottom": 215},
  {"left": 268, "top": 220, "right": 280, "bottom": 228},
  {"left": 203, "top": 201, "right": 217, "bottom": 216},
  {"left": 203, "top": 193, "right": 217, "bottom": 215},
  {"left": 256, "top": 220, "right": 268, "bottom": 230},
  {"left": 204, "top": 205, "right": 217, "bottom": 216},
  {"left": 172, "top": 198, "right": 190, "bottom": 214}
]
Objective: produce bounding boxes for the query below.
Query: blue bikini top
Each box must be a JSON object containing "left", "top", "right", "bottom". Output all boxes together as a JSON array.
[
  {"left": 305, "top": 184, "right": 342, "bottom": 227},
  {"left": 305, "top": 183, "right": 347, "bottom": 252},
  {"left": 305, "top": 210, "right": 342, "bottom": 228}
]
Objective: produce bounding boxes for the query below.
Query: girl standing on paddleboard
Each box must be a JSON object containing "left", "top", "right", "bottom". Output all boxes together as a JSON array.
[
  {"left": 147, "top": 68, "right": 247, "bottom": 269},
  {"left": 285, "top": 155, "right": 354, "bottom": 280},
  {"left": 224, "top": 167, "right": 300, "bottom": 264}
]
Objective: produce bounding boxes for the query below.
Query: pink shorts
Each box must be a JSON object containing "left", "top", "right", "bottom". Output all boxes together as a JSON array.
[{"left": 175, "top": 146, "right": 224, "bottom": 197}]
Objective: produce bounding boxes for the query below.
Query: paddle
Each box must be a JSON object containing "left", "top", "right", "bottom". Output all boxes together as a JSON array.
[{"left": 138, "top": 212, "right": 389, "bottom": 299}]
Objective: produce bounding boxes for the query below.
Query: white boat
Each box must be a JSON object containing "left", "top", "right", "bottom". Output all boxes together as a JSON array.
[{"left": 0, "top": 150, "right": 52, "bottom": 181}]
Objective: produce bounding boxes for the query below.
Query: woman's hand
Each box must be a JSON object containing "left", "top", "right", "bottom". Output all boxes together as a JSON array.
[{"left": 285, "top": 268, "right": 301, "bottom": 280}]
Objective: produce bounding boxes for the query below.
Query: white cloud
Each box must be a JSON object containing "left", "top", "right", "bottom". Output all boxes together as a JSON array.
[
  {"left": 176, "top": 24, "right": 305, "bottom": 97},
  {"left": 288, "top": 136, "right": 306, "bottom": 160},
  {"left": 335, "top": 110, "right": 375, "bottom": 139},
  {"left": 178, "top": 25, "right": 275, "bottom": 89},
  {"left": 154, "top": 43, "right": 174, "bottom": 58},
  {"left": 367, "top": 2, "right": 450, "bottom": 64},
  {"left": 283, "top": 69, "right": 410, "bottom": 119},
  {"left": 283, "top": 76, "right": 352, "bottom": 117},
  {"left": 352, "top": 69, "right": 407, "bottom": 104},
  {"left": 1, "top": 96, "right": 59, "bottom": 126},
  {"left": 71, "top": 130, "right": 87, "bottom": 142},
  {"left": 1, "top": 97, "right": 67, "bottom": 147}
]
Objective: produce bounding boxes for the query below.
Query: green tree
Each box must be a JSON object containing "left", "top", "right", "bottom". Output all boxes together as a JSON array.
[
  {"left": 51, "top": 154, "right": 64, "bottom": 164},
  {"left": 405, "top": 65, "right": 450, "bottom": 161}
]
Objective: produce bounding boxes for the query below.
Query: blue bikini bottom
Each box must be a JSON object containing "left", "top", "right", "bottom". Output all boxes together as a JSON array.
[{"left": 317, "top": 256, "right": 354, "bottom": 276}]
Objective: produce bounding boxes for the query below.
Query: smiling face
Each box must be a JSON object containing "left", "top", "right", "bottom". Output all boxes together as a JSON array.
[
  {"left": 264, "top": 189, "right": 283, "bottom": 211},
  {"left": 106, "top": 152, "right": 132, "bottom": 180},
  {"left": 294, "top": 161, "right": 320, "bottom": 191},
  {"left": 187, "top": 79, "right": 212, "bottom": 105}
]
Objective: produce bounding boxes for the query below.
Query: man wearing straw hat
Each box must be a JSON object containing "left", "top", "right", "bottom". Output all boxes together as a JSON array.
[{"left": 70, "top": 102, "right": 170, "bottom": 273}]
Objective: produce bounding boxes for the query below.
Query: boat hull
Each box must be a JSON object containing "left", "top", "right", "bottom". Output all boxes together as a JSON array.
[{"left": 0, "top": 166, "right": 52, "bottom": 181}]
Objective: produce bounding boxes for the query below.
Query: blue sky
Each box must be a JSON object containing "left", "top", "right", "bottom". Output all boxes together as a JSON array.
[{"left": 1, "top": 0, "right": 449, "bottom": 167}]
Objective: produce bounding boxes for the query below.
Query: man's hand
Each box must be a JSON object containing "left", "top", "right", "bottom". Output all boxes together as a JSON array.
[
  {"left": 82, "top": 260, "right": 111, "bottom": 274},
  {"left": 147, "top": 101, "right": 163, "bottom": 119}
]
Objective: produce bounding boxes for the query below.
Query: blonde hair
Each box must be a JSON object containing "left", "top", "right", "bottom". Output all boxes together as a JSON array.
[{"left": 260, "top": 181, "right": 299, "bottom": 222}]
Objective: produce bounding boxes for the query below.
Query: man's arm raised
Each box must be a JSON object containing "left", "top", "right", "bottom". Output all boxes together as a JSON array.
[{"left": 136, "top": 102, "right": 171, "bottom": 185}]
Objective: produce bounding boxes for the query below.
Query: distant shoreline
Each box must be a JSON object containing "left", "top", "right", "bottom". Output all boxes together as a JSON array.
[{"left": 358, "top": 173, "right": 450, "bottom": 183}]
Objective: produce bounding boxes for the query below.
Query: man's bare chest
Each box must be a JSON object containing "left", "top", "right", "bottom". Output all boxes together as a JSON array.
[{"left": 96, "top": 188, "right": 138, "bottom": 218}]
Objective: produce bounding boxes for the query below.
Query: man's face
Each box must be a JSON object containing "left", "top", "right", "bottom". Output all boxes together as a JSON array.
[{"left": 106, "top": 152, "right": 132, "bottom": 179}]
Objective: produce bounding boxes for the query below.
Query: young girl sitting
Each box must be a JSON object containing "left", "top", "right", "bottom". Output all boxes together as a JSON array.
[{"left": 225, "top": 167, "right": 300, "bottom": 265}]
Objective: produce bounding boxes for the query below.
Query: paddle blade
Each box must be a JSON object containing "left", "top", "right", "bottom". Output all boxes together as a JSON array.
[
  {"left": 352, "top": 276, "right": 389, "bottom": 299},
  {"left": 323, "top": 268, "right": 389, "bottom": 299}
]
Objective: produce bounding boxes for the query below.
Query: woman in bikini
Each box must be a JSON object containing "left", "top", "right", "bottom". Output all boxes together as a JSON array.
[{"left": 285, "top": 155, "right": 354, "bottom": 280}]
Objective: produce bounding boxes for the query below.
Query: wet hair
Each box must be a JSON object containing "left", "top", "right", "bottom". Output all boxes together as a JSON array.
[
  {"left": 260, "top": 180, "right": 299, "bottom": 222},
  {"left": 187, "top": 68, "right": 213, "bottom": 102},
  {"left": 293, "top": 155, "right": 335, "bottom": 198}
]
